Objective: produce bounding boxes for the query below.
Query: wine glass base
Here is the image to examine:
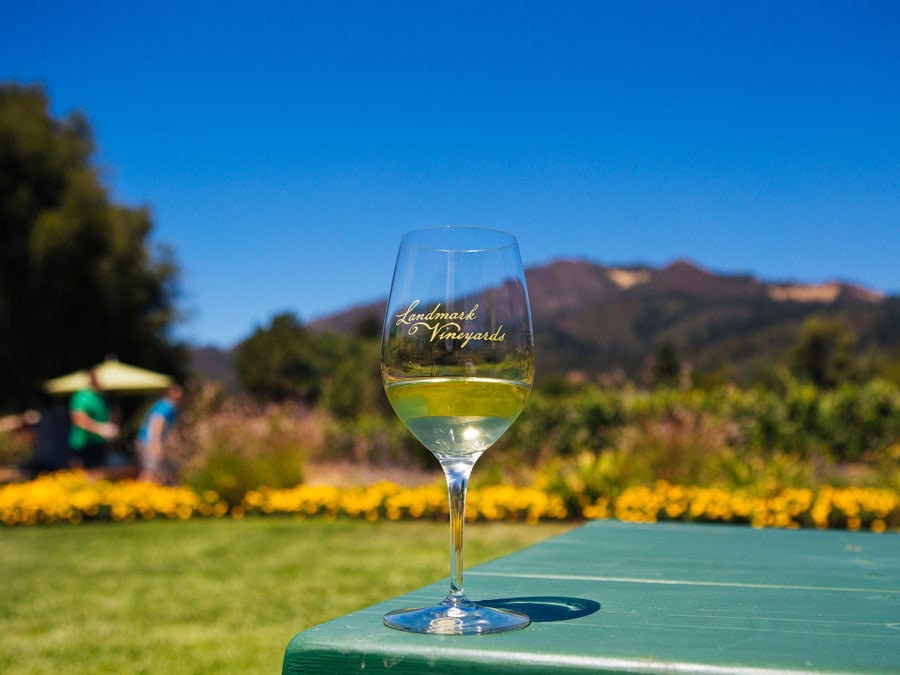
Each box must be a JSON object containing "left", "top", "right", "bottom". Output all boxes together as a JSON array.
[{"left": 383, "top": 598, "right": 530, "bottom": 635}]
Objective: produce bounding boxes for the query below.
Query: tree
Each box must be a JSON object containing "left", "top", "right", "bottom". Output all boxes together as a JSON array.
[
  {"left": 786, "top": 316, "right": 857, "bottom": 388},
  {"left": 320, "top": 317, "right": 390, "bottom": 419},
  {"left": 0, "top": 83, "right": 186, "bottom": 411},
  {"left": 234, "top": 313, "right": 322, "bottom": 402},
  {"left": 652, "top": 340, "right": 681, "bottom": 388}
]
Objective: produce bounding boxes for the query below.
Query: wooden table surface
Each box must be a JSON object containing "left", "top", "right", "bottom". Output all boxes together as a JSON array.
[{"left": 283, "top": 520, "right": 900, "bottom": 674}]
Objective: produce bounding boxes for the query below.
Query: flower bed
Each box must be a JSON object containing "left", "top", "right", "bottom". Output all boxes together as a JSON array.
[
  {"left": 0, "top": 471, "right": 897, "bottom": 532},
  {"left": 587, "top": 481, "right": 899, "bottom": 532}
]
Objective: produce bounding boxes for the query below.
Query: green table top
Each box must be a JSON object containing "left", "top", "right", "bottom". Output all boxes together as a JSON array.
[{"left": 283, "top": 521, "right": 900, "bottom": 674}]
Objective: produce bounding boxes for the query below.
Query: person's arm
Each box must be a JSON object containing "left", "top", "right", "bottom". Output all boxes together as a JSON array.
[{"left": 70, "top": 410, "right": 117, "bottom": 439}]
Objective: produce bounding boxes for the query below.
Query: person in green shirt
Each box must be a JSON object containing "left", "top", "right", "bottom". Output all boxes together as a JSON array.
[{"left": 68, "top": 369, "right": 118, "bottom": 470}]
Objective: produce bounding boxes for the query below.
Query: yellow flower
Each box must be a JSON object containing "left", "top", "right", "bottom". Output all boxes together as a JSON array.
[{"left": 0, "top": 471, "right": 897, "bottom": 531}]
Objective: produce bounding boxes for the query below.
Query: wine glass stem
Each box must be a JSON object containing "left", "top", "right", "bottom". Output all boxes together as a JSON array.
[{"left": 442, "top": 461, "right": 474, "bottom": 604}]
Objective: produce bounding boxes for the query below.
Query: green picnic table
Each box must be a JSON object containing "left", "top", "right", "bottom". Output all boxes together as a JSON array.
[{"left": 282, "top": 520, "right": 900, "bottom": 674}]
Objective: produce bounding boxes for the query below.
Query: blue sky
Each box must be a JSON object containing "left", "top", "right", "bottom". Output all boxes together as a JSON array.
[{"left": 3, "top": 1, "right": 899, "bottom": 348}]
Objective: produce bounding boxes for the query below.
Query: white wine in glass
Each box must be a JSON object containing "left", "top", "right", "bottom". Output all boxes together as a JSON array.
[{"left": 381, "top": 226, "right": 535, "bottom": 635}]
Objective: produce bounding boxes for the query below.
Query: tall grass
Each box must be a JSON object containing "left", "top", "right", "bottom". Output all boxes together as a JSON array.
[{"left": 1, "top": 518, "right": 571, "bottom": 674}]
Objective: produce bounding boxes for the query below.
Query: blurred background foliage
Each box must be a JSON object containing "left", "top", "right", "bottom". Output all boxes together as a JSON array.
[
  {"left": 2, "top": 82, "right": 899, "bottom": 515},
  {"left": 0, "top": 83, "right": 187, "bottom": 411}
]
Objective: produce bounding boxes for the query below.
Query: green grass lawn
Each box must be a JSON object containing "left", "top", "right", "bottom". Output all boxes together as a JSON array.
[{"left": 1, "top": 518, "right": 572, "bottom": 674}]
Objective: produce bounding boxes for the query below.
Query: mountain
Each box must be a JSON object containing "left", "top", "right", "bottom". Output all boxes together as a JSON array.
[
  {"left": 191, "top": 259, "right": 899, "bottom": 386},
  {"left": 524, "top": 259, "right": 896, "bottom": 382}
]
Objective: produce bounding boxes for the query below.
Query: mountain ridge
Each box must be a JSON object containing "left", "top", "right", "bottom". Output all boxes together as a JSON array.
[
  {"left": 191, "top": 259, "right": 897, "bottom": 385},
  {"left": 310, "top": 259, "right": 887, "bottom": 330}
]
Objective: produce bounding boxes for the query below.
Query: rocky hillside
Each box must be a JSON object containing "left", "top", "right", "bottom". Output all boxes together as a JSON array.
[{"left": 523, "top": 259, "right": 895, "bottom": 382}]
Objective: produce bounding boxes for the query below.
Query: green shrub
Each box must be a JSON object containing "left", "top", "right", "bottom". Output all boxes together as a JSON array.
[
  {"left": 163, "top": 378, "right": 900, "bottom": 501},
  {"left": 175, "top": 403, "right": 307, "bottom": 505},
  {"left": 321, "top": 413, "right": 427, "bottom": 468}
]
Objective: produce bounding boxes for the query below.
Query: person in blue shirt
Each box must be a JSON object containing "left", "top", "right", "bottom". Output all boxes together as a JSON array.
[{"left": 136, "top": 384, "right": 183, "bottom": 483}]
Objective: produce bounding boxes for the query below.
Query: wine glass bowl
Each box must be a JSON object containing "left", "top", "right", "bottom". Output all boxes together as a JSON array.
[{"left": 381, "top": 226, "right": 535, "bottom": 635}]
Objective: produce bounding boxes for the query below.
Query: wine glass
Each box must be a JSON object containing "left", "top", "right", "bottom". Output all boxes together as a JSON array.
[{"left": 380, "top": 226, "right": 535, "bottom": 635}]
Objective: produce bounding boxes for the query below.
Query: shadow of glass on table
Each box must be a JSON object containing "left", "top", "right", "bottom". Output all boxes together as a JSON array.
[{"left": 479, "top": 596, "right": 601, "bottom": 623}]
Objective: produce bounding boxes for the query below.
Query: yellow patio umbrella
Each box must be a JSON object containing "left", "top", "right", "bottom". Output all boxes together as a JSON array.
[{"left": 44, "top": 356, "right": 173, "bottom": 395}]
